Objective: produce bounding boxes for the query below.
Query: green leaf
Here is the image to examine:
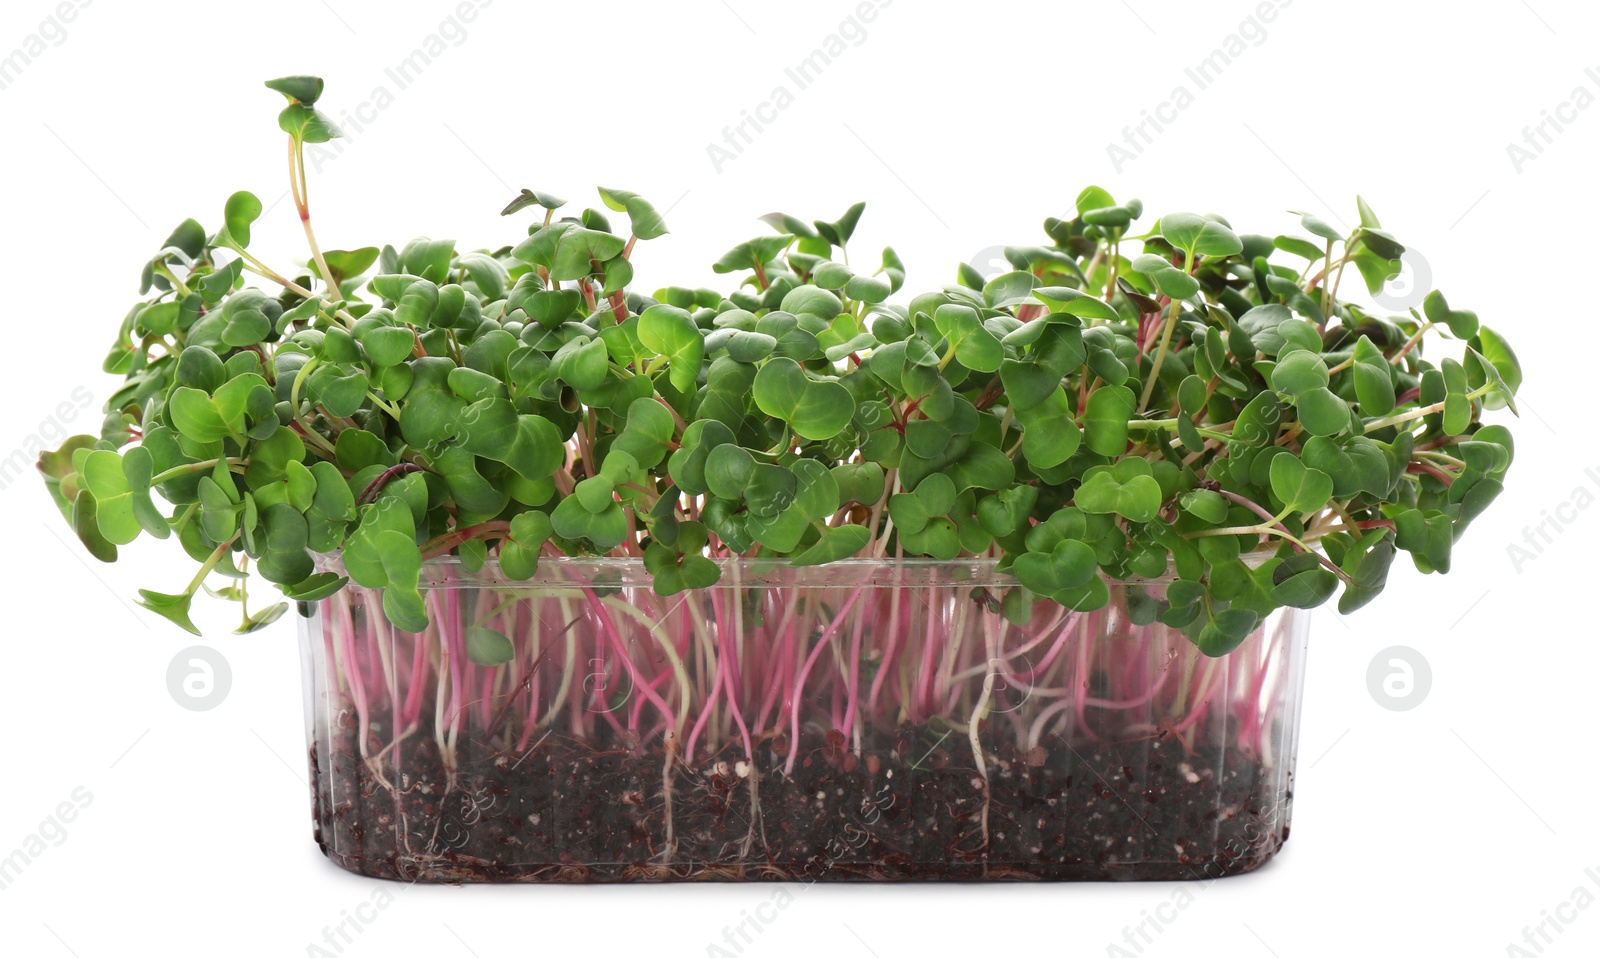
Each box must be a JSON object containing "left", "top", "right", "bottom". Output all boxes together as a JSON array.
[
  {"left": 1083, "top": 385, "right": 1136, "bottom": 456},
  {"left": 1131, "top": 255, "right": 1200, "bottom": 299},
  {"left": 551, "top": 496, "right": 628, "bottom": 552},
  {"left": 597, "top": 187, "right": 668, "bottom": 240},
  {"left": 502, "top": 189, "right": 567, "bottom": 216},
  {"left": 1271, "top": 350, "right": 1330, "bottom": 396},
  {"left": 610, "top": 397, "right": 677, "bottom": 470},
  {"left": 1015, "top": 387, "right": 1081, "bottom": 469},
  {"left": 550, "top": 228, "right": 626, "bottom": 281},
  {"left": 466, "top": 626, "right": 515, "bottom": 666},
  {"left": 392, "top": 278, "right": 439, "bottom": 326},
  {"left": 374, "top": 530, "right": 427, "bottom": 632},
  {"left": 814, "top": 202, "right": 866, "bottom": 247},
  {"left": 71, "top": 490, "right": 118, "bottom": 562},
  {"left": 317, "top": 247, "right": 381, "bottom": 286},
  {"left": 243, "top": 426, "right": 306, "bottom": 487},
  {"left": 833, "top": 462, "right": 886, "bottom": 506},
  {"left": 1233, "top": 390, "right": 1285, "bottom": 446},
  {"left": 220, "top": 289, "right": 274, "bottom": 347},
  {"left": 933, "top": 304, "right": 1003, "bottom": 372},
  {"left": 1463, "top": 347, "right": 1517, "bottom": 415},
  {"left": 790, "top": 525, "right": 870, "bottom": 566},
  {"left": 758, "top": 212, "right": 818, "bottom": 239},
  {"left": 1441, "top": 357, "right": 1471, "bottom": 435},
  {"left": 915, "top": 473, "right": 957, "bottom": 515},
  {"left": 1075, "top": 459, "right": 1162, "bottom": 523},
  {"left": 1081, "top": 206, "right": 1133, "bottom": 228},
  {"left": 1013, "top": 539, "right": 1097, "bottom": 597},
  {"left": 811, "top": 261, "right": 853, "bottom": 290},
  {"left": 551, "top": 335, "right": 610, "bottom": 391},
  {"left": 1032, "top": 287, "right": 1120, "bottom": 322},
  {"left": 1195, "top": 608, "right": 1259, "bottom": 657},
  {"left": 705, "top": 444, "right": 757, "bottom": 500},
  {"left": 752, "top": 358, "right": 854, "bottom": 441},
  {"left": 1178, "top": 488, "right": 1229, "bottom": 524},
  {"left": 81, "top": 450, "right": 142, "bottom": 545},
  {"left": 500, "top": 511, "right": 554, "bottom": 580},
  {"left": 845, "top": 272, "right": 893, "bottom": 305},
  {"left": 888, "top": 493, "right": 931, "bottom": 535},
  {"left": 779, "top": 285, "right": 843, "bottom": 320},
  {"left": 1351, "top": 244, "right": 1402, "bottom": 296},
  {"left": 136, "top": 589, "right": 200, "bottom": 635},
  {"left": 280, "top": 572, "right": 347, "bottom": 602},
  {"left": 1295, "top": 211, "right": 1343, "bottom": 242},
  {"left": 713, "top": 235, "right": 794, "bottom": 275},
  {"left": 265, "top": 75, "right": 324, "bottom": 104},
  {"left": 1353, "top": 361, "right": 1396, "bottom": 415},
  {"left": 168, "top": 374, "right": 268, "bottom": 444},
  {"left": 1468, "top": 327, "right": 1521, "bottom": 411},
  {"left": 459, "top": 399, "right": 564, "bottom": 481},
  {"left": 1301, "top": 435, "right": 1392, "bottom": 499},
  {"left": 235, "top": 602, "right": 289, "bottom": 634},
  {"left": 977, "top": 485, "right": 1037, "bottom": 537},
  {"left": 1160, "top": 212, "right": 1243, "bottom": 257},
  {"left": 741, "top": 463, "right": 795, "bottom": 519},
  {"left": 999, "top": 359, "right": 1062, "bottom": 412},
  {"left": 1355, "top": 196, "right": 1382, "bottom": 229},
  {"left": 901, "top": 516, "right": 961, "bottom": 560},
  {"left": 1422, "top": 290, "right": 1479, "bottom": 339},
  {"left": 223, "top": 191, "right": 263, "bottom": 248},
  {"left": 638, "top": 304, "right": 705, "bottom": 394},
  {"left": 1354, "top": 227, "right": 1404, "bottom": 261},
  {"left": 360, "top": 324, "right": 417, "bottom": 367},
  {"left": 1295, "top": 386, "right": 1352, "bottom": 437},
  {"left": 278, "top": 103, "right": 341, "bottom": 143},
  {"left": 1269, "top": 456, "right": 1334, "bottom": 516},
  {"left": 1076, "top": 186, "right": 1115, "bottom": 217},
  {"left": 789, "top": 459, "right": 841, "bottom": 521},
  {"left": 983, "top": 271, "right": 1041, "bottom": 309},
  {"left": 1273, "top": 564, "right": 1339, "bottom": 609},
  {"left": 1273, "top": 235, "right": 1325, "bottom": 261},
  {"left": 120, "top": 446, "right": 169, "bottom": 538}
]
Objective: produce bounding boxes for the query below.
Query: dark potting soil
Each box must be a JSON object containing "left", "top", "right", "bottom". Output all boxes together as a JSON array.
[{"left": 310, "top": 726, "right": 1290, "bottom": 883}]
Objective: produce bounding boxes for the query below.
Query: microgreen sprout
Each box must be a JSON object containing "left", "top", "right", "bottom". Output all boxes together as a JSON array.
[{"left": 42, "top": 79, "right": 1521, "bottom": 665}]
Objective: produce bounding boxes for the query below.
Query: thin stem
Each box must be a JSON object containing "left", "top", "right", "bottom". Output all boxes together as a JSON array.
[
  {"left": 1127, "top": 418, "right": 1233, "bottom": 442},
  {"left": 150, "top": 458, "right": 246, "bottom": 486},
  {"left": 1389, "top": 321, "right": 1434, "bottom": 366},
  {"left": 185, "top": 534, "right": 241, "bottom": 595},
  {"left": 291, "top": 136, "right": 342, "bottom": 308},
  {"left": 1363, "top": 384, "right": 1491, "bottom": 433},
  {"left": 1136, "top": 250, "right": 1194, "bottom": 413}
]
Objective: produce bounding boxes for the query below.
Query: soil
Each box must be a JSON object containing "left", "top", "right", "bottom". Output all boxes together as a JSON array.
[{"left": 310, "top": 726, "right": 1291, "bottom": 883}]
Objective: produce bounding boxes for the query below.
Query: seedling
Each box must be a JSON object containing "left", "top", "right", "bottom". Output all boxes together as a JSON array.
[{"left": 40, "top": 78, "right": 1523, "bottom": 882}]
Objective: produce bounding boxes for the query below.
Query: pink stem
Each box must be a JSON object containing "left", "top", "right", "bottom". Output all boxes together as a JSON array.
[
  {"left": 785, "top": 585, "right": 868, "bottom": 776},
  {"left": 868, "top": 590, "right": 902, "bottom": 713},
  {"left": 582, "top": 587, "right": 674, "bottom": 735},
  {"left": 720, "top": 624, "right": 755, "bottom": 761},
  {"left": 839, "top": 597, "right": 868, "bottom": 742},
  {"left": 915, "top": 587, "right": 939, "bottom": 720},
  {"left": 402, "top": 622, "right": 428, "bottom": 731},
  {"left": 683, "top": 645, "right": 723, "bottom": 764},
  {"left": 338, "top": 595, "right": 371, "bottom": 754},
  {"left": 753, "top": 593, "right": 798, "bottom": 733},
  {"left": 1073, "top": 615, "right": 1099, "bottom": 743},
  {"left": 1011, "top": 612, "right": 1081, "bottom": 682}
]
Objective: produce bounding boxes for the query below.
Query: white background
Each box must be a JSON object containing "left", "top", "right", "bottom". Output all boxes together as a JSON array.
[{"left": 0, "top": 0, "right": 1594, "bottom": 955}]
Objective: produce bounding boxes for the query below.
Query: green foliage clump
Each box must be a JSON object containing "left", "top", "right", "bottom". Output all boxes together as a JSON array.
[{"left": 40, "top": 79, "right": 1521, "bottom": 654}]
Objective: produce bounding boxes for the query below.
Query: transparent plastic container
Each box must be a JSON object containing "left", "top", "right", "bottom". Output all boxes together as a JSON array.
[{"left": 299, "top": 558, "right": 1308, "bottom": 882}]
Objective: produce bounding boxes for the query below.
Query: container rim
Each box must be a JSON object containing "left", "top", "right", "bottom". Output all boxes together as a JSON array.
[{"left": 312, "top": 554, "right": 1247, "bottom": 590}]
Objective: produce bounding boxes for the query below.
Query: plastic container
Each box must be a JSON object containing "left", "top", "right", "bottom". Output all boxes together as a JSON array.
[{"left": 300, "top": 558, "right": 1308, "bottom": 882}]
